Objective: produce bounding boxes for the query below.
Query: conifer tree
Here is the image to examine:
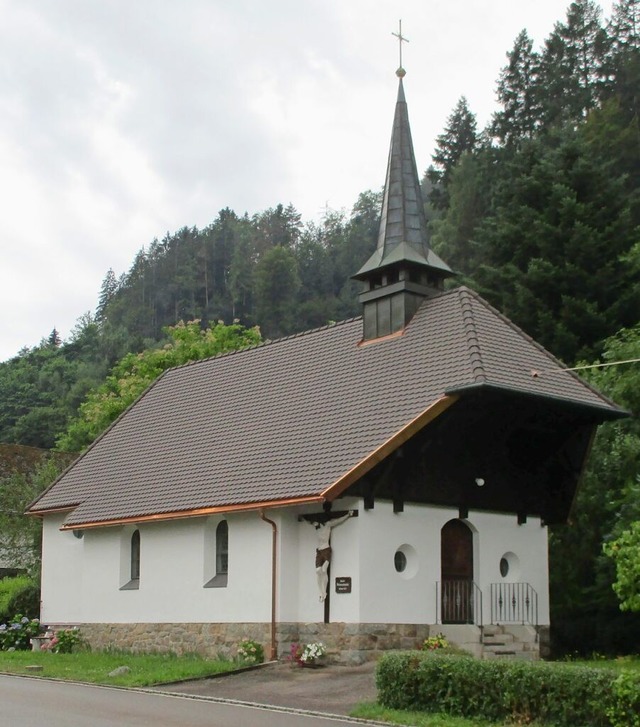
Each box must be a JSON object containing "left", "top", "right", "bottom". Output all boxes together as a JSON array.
[
  {"left": 427, "top": 97, "right": 478, "bottom": 210},
  {"left": 492, "top": 30, "right": 542, "bottom": 146},
  {"left": 609, "top": 0, "right": 640, "bottom": 52},
  {"left": 96, "top": 268, "right": 119, "bottom": 323},
  {"left": 604, "top": 0, "right": 640, "bottom": 124},
  {"left": 430, "top": 152, "right": 490, "bottom": 276},
  {"left": 539, "top": 0, "right": 608, "bottom": 126},
  {"left": 254, "top": 245, "right": 300, "bottom": 339},
  {"left": 47, "top": 328, "right": 61, "bottom": 348}
]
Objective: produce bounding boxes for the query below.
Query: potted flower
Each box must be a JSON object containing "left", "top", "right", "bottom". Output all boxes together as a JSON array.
[
  {"left": 299, "top": 641, "right": 326, "bottom": 667},
  {"left": 420, "top": 633, "right": 449, "bottom": 651}
]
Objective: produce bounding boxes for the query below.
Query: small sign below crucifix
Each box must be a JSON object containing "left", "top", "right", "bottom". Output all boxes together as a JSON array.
[{"left": 392, "top": 19, "right": 409, "bottom": 76}]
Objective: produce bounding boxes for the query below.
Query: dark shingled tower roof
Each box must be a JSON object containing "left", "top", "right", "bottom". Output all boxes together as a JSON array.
[{"left": 353, "top": 77, "right": 452, "bottom": 282}]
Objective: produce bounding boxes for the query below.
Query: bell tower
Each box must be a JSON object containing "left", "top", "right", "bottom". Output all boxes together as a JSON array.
[{"left": 353, "top": 34, "right": 454, "bottom": 341}]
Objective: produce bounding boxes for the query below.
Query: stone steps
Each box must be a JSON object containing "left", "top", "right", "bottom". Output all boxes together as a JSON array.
[
  {"left": 427, "top": 624, "right": 539, "bottom": 661},
  {"left": 481, "top": 624, "right": 538, "bottom": 661}
]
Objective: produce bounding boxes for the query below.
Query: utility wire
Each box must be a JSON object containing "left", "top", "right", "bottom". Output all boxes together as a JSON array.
[
  {"left": 532, "top": 357, "right": 640, "bottom": 377},
  {"left": 562, "top": 357, "right": 640, "bottom": 372}
]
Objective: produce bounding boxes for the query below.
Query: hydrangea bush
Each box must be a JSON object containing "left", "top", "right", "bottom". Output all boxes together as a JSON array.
[
  {"left": 41, "top": 627, "right": 83, "bottom": 654},
  {"left": 237, "top": 638, "right": 264, "bottom": 664},
  {"left": 0, "top": 614, "right": 41, "bottom": 651}
]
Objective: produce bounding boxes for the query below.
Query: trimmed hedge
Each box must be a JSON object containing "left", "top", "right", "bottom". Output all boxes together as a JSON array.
[
  {"left": 376, "top": 651, "right": 640, "bottom": 727},
  {"left": 0, "top": 576, "right": 39, "bottom": 624}
]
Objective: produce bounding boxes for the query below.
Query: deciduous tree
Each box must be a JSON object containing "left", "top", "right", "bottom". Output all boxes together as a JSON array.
[{"left": 56, "top": 320, "right": 261, "bottom": 452}]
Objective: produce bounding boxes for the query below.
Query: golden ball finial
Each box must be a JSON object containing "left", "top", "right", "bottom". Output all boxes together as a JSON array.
[{"left": 396, "top": 67, "right": 406, "bottom": 78}]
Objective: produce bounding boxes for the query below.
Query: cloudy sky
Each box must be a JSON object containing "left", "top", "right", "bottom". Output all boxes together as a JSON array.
[{"left": 0, "top": 0, "right": 615, "bottom": 362}]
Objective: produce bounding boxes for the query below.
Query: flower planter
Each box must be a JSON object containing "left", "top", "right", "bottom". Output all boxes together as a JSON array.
[
  {"left": 301, "top": 656, "right": 326, "bottom": 668},
  {"left": 30, "top": 636, "right": 54, "bottom": 652}
]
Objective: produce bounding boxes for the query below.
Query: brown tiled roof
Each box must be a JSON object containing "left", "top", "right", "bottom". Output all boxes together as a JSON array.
[{"left": 28, "top": 287, "right": 623, "bottom": 527}]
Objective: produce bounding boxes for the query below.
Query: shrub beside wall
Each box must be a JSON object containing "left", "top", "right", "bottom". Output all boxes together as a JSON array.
[
  {"left": 0, "top": 576, "right": 39, "bottom": 623},
  {"left": 376, "top": 652, "right": 640, "bottom": 727}
]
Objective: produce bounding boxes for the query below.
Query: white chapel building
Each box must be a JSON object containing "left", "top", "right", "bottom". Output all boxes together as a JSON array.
[{"left": 28, "top": 68, "right": 624, "bottom": 662}]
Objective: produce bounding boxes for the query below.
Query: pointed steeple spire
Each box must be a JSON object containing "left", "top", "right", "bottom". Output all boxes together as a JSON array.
[{"left": 353, "top": 68, "right": 454, "bottom": 341}]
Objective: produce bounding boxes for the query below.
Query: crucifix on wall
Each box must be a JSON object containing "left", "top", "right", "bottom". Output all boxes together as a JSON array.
[{"left": 299, "top": 508, "right": 357, "bottom": 623}]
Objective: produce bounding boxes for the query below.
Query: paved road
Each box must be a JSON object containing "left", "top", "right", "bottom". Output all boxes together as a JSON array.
[
  {"left": 155, "top": 661, "right": 378, "bottom": 714},
  {"left": 0, "top": 675, "right": 373, "bottom": 727}
]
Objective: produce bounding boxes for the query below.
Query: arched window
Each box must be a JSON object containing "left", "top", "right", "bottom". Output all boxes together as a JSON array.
[
  {"left": 204, "top": 519, "right": 228, "bottom": 588},
  {"left": 216, "top": 521, "right": 228, "bottom": 576},
  {"left": 130, "top": 529, "right": 140, "bottom": 582}
]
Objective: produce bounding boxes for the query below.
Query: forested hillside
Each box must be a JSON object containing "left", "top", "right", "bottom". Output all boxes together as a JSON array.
[
  {"left": 0, "top": 192, "right": 380, "bottom": 449},
  {"left": 428, "top": 0, "right": 640, "bottom": 363},
  {"left": 1, "top": 0, "right": 639, "bottom": 653}
]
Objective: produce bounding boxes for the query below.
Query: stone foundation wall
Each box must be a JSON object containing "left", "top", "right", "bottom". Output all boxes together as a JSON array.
[
  {"left": 538, "top": 625, "right": 551, "bottom": 660},
  {"left": 63, "top": 621, "right": 545, "bottom": 663},
  {"left": 66, "top": 622, "right": 432, "bottom": 664}
]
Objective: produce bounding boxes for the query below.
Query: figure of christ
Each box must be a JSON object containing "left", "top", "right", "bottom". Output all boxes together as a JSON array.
[{"left": 310, "top": 510, "right": 355, "bottom": 601}]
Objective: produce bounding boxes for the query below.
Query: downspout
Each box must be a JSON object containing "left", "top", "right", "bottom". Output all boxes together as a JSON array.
[{"left": 259, "top": 509, "right": 278, "bottom": 661}]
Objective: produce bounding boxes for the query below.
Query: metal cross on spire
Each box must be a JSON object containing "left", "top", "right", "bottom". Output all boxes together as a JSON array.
[{"left": 392, "top": 19, "right": 409, "bottom": 77}]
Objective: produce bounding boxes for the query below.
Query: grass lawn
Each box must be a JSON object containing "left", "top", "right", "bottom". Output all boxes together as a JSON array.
[
  {"left": 567, "top": 655, "right": 640, "bottom": 673},
  {"left": 0, "top": 650, "right": 238, "bottom": 687},
  {"left": 351, "top": 704, "right": 500, "bottom": 726}
]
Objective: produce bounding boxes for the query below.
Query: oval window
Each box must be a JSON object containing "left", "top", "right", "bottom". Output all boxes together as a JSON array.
[
  {"left": 499, "top": 552, "right": 520, "bottom": 580},
  {"left": 394, "top": 550, "right": 407, "bottom": 573}
]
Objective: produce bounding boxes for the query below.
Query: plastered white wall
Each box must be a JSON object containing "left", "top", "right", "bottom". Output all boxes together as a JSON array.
[
  {"left": 41, "top": 511, "right": 275, "bottom": 624},
  {"left": 358, "top": 501, "right": 444, "bottom": 624},
  {"left": 41, "top": 498, "right": 549, "bottom": 627},
  {"left": 470, "top": 510, "right": 549, "bottom": 624},
  {"left": 276, "top": 510, "right": 300, "bottom": 622},
  {"left": 356, "top": 501, "right": 549, "bottom": 625},
  {"left": 41, "top": 514, "right": 85, "bottom": 623}
]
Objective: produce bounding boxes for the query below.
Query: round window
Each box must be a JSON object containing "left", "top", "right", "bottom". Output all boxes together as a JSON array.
[
  {"left": 394, "top": 544, "right": 418, "bottom": 579},
  {"left": 394, "top": 551, "right": 407, "bottom": 573},
  {"left": 499, "top": 552, "right": 520, "bottom": 580}
]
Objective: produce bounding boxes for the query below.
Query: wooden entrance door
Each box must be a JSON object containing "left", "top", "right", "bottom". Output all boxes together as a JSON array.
[{"left": 440, "top": 519, "right": 474, "bottom": 624}]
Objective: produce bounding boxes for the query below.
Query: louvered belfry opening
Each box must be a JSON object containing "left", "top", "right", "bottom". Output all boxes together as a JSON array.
[{"left": 353, "top": 72, "right": 454, "bottom": 341}]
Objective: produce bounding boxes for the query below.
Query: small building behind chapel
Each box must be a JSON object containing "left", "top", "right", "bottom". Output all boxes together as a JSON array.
[{"left": 28, "top": 67, "right": 625, "bottom": 662}]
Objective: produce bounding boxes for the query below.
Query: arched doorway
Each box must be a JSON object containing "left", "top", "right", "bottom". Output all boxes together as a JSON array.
[{"left": 440, "top": 519, "right": 474, "bottom": 624}]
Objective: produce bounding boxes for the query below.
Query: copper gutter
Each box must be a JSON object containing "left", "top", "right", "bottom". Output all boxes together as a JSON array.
[
  {"left": 356, "top": 329, "right": 405, "bottom": 347},
  {"left": 259, "top": 509, "right": 278, "bottom": 661},
  {"left": 56, "top": 495, "right": 323, "bottom": 531},
  {"left": 26, "top": 505, "right": 76, "bottom": 518}
]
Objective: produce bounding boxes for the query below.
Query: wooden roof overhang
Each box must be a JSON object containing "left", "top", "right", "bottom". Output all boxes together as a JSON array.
[{"left": 345, "top": 385, "right": 627, "bottom": 525}]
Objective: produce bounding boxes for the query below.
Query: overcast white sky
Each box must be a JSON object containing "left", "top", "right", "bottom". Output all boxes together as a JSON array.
[{"left": 0, "top": 0, "right": 615, "bottom": 362}]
